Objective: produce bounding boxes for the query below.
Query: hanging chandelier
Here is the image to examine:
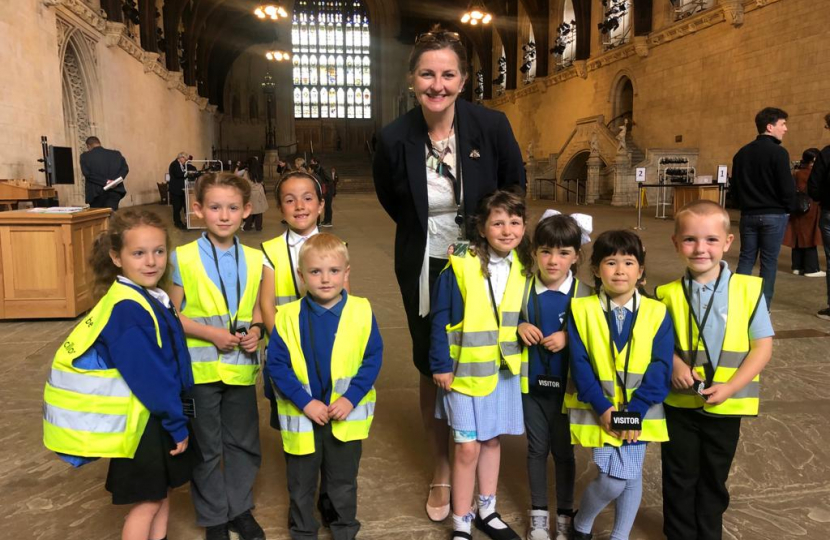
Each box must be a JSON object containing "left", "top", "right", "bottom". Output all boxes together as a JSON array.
[
  {"left": 265, "top": 49, "right": 291, "bottom": 61},
  {"left": 461, "top": 1, "right": 492, "bottom": 25},
  {"left": 254, "top": 3, "right": 288, "bottom": 20}
]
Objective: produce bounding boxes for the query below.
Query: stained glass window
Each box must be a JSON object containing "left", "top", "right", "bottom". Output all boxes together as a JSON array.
[{"left": 292, "top": 0, "right": 372, "bottom": 119}]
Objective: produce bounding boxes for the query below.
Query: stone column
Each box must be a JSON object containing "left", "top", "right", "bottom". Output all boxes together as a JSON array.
[
  {"left": 611, "top": 150, "right": 631, "bottom": 206},
  {"left": 271, "top": 54, "right": 295, "bottom": 155},
  {"left": 586, "top": 154, "right": 602, "bottom": 204}
]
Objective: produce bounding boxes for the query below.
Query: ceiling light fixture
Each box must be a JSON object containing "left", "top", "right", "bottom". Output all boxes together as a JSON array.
[
  {"left": 265, "top": 49, "right": 291, "bottom": 61},
  {"left": 254, "top": 3, "right": 288, "bottom": 20},
  {"left": 461, "top": 2, "right": 492, "bottom": 25}
]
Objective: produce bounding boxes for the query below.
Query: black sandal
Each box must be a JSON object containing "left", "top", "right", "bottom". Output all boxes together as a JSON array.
[
  {"left": 451, "top": 531, "right": 473, "bottom": 540},
  {"left": 474, "top": 512, "right": 520, "bottom": 540}
]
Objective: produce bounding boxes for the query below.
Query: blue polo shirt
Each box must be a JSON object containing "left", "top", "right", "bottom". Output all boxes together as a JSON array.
[
  {"left": 171, "top": 233, "right": 248, "bottom": 314},
  {"left": 266, "top": 291, "right": 384, "bottom": 410},
  {"left": 682, "top": 262, "right": 774, "bottom": 368}
]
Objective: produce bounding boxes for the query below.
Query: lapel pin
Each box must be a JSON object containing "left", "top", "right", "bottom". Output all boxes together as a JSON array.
[{"left": 470, "top": 149, "right": 481, "bottom": 159}]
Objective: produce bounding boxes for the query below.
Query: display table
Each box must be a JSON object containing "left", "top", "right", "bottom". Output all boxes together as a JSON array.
[
  {"left": 0, "top": 180, "right": 58, "bottom": 211},
  {"left": 0, "top": 208, "right": 111, "bottom": 319},
  {"left": 673, "top": 185, "right": 721, "bottom": 216}
]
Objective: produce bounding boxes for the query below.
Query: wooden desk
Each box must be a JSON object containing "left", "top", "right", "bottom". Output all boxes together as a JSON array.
[
  {"left": 0, "top": 208, "right": 111, "bottom": 319},
  {"left": 0, "top": 181, "right": 58, "bottom": 210},
  {"left": 673, "top": 185, "right": 721, "bottom": 216}
]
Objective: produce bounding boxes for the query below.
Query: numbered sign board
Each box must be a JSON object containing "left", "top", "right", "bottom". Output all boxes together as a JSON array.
[
  {"left": 636, "top": 167, "right": 646, "bottom": 183},
  {"left": 717, "top": 165, "right": 728, "bottom": 184}
]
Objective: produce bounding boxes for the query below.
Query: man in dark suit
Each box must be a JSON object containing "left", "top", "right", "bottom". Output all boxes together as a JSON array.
[
  {"left": 168, "top": 152, "right": 195, "bottom": 229},
  {"left": 80, "top": 136, "right": 128, "bottom": 210}
]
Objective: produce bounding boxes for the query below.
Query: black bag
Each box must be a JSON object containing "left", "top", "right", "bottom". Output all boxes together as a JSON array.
[{"left": 793, "top": 191, "right": 812, "bottom": 215}]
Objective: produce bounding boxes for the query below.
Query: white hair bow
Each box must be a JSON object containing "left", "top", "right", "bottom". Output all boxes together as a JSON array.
[{"left": 539, "top": 209, "right": 593, "bottom": 245}]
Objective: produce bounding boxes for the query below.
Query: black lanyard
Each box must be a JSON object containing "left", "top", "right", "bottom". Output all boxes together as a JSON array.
[
  {"left": 207, "top": 235, "right": 241, "bottom": 333},
  {"left": 304, "top": 296, "right": 331, "bottom": 399},
  {"left": 681, "top": 268, "right": 723, "bottom": 385},
  {"left": 284, "top": 231, "right": 302, "bottom": 298},
  {"left": 426, "top": 111, "right": 465, "bottom": 232},
  {"left": 605, "top": 293, "right": 638, "bottom": 409},
  {"left": 531, "top": 276, "right": 577, "bottom": 376}
]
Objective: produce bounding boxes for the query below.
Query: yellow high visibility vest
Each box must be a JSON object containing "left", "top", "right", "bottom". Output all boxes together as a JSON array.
[
  {"left": 262, "top": 233, "right": 302, "bottom": 308},
  {"left": 445, "top": 250, "right": 527, "bottom": 397},
  {"left": 565, "top": 294, "right": 670, "bottom": 447},
  {"left": 177, "top": 240, "right": 263, "bottom": 386},
  {"left": 273, "top": 295, "right": 376, "bottom": 455},
  {"left": 43, "top": 281, "right": 159, "bottom": 458},
  {"left": 655, "top": 274, "right": 763, "bottom": 417},
  {"left": 518, "top": 275, "right": 594, "bottom": 394}
]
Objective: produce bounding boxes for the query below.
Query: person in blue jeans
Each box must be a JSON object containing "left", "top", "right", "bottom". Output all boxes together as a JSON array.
[
  {"left": 731, "top": 107, "right": 797, "bottom": 308},
  {"left": 807, "top": 112, "right": 830, "bottom": 320}
]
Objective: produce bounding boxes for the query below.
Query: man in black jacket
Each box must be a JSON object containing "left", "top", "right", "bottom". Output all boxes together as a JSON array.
[
  {"left": 807, "top": 112, "right": 830, "bottom": 320},
  {"left": 80, "top": 136, "right": 128, "bottom": 210},
  {"left": 732, "top": 107, "right": 796, "bottom": 308},
  {"left": 168, "top": 152, "right": 195, "bottom": 229}
]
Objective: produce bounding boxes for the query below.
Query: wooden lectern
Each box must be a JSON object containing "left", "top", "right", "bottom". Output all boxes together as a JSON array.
[{"left": 0, "top": 208, "right": 111, "bottom": 319}]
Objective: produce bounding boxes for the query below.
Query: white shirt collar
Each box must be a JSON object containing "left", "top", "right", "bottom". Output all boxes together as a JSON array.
[
  {"left": 117, "top": 276, "right": 171, "bottom": 307},
  {"left": 487, "top": 247, "right": 513, "bottom": 267},
  {"left": 287, "top": 227, "right": 318, "bottom": 247},
  {"left": 534, "top": 270, "right": 573, "bottom": 295},
  {"left": 599, "top": 289, "right": 640, "bottom": 313}
]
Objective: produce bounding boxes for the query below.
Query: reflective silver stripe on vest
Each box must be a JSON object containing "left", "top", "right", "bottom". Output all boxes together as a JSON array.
[
  {"left": 345, "top": 400, "right": 375, "bottom": 421},
  {"left": 447, "top": 330, "right": 499, "bottom": 347},
  {"left": 48, "top": 369, "right": 131, "bottom": 398},
  {"left": 188, "top": 346, "right": 258, "bottom": 366},
  {"left": 334, "top": 377, "right": 352, "bottom": 395},
  {"left": 452, "top": 360, "right": 499, "bottom": 378},
  {"left": 43, "top": 403, "right": 127, "bottom": 433},
  {"left": 569, "top": 404, "right": 665, "bottom": 425},
  {"left": 500, "top": 340, "right": 521, "bottom": 357},
  {"left": 501, "top": 311, "right": 520, "bottom": 327},
  {"left": 276, "top": 295, "right": 298, "bottom": 306},
  {"left": 520, "top": 360, "right": 528, "bottom": 377},
  {"left": 278, "top": 414, "right": 314, "bottom": 433},
  {"left": 190, "top": 314, "right": 230, "bottom": 328},
  {"left": 716, "top": 380, "right": 758, "bottom": 399},
  {"left": 679, "top": 350, "right": 747, "bottom": 370}
]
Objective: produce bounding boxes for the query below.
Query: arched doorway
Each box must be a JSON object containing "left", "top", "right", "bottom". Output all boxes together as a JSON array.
[
  {"left": 560, "top": 151, "right": 590, "bottom": 204},
  {"left": 611, "top": 76, "right": 634, "bottom": 131},
  {"left": 61, "top": 33, "right": 98, "bottom": 206}
]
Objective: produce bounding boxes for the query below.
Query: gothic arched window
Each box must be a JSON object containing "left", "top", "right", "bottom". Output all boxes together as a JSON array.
[
  {"left": 553, "top": 0, "right": 576, "bottom": 70},
  {"left": 599, "top": 0, "right": 631, "bottom": 51},
  {"left": 292, "top": 0, "right": 372, "bottom": 120}
]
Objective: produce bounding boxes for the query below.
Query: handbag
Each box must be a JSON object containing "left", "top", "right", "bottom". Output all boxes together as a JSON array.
[{"left": 793, "top": 191, "right": 811, "bottom": 215}]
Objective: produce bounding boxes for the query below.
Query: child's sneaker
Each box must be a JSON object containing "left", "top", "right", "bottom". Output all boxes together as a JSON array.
[
  {"left": 554, "top": 513, "right": 572, "bottom": 540},
  {"left": 526, "top": 509, "right": 550, "bottom": 540}
]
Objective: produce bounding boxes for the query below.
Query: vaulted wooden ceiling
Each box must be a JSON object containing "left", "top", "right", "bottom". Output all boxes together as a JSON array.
[{"left": 98, "top": 1, "right": 653, "bottom": 110}]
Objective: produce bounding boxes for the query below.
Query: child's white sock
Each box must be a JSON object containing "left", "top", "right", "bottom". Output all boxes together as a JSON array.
[
  {"left": 477, "top": 494, "right": 508, "bottom": 529},
  {"left": 452, "top": 511, "right": 475, "bottom": 533}
]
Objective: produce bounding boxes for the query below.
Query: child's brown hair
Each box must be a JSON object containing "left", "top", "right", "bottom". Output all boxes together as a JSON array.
[
  {"left": 195, "top": 171, "right": 251, "bottom": 205},
  {"left": 469, "top": 189, "right": 533, "bottom": 277},
  {"left": 89, "top": 209, "right": 172, "bottom": 299}
]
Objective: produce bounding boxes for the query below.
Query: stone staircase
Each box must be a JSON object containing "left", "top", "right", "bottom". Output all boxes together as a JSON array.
[{"left": 310, "top": 151, "right": 375, "bottom": 193}]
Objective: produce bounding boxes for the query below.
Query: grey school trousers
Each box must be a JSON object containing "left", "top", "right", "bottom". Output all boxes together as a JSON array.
[
  {"left": 522, "top": 391, "right": 576, "bottom": 510},
  {"left": 190, "top": 382, "right": 262, "bottom": 527},
  {"left": 285, "top": 422, "right": 362, "bottom": 540}
]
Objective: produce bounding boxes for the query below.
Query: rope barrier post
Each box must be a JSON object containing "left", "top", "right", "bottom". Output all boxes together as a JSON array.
[{"left": 633, "top": 184, "right": 646, "bottom": 231}]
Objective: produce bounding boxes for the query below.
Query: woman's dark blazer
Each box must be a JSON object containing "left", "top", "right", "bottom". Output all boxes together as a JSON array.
[{"left": 373, "top": 98, "right": 526, "bottom": 301}]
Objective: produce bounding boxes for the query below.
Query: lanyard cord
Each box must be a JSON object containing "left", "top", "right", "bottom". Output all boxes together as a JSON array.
[
  {"left": 284, "top": 231, "right": 302, "bottom": 299},
  {"left": 486, "top": 274, "right": 508, "bottom": 369},
  {"left": 605, "top": 293, "right": 638, "bottom": 409},
  {"left": 426, "top": 108, "right": 465, "bottom": 234},
  {"left": 207, "top": 235, "right": 241, "bottom": 333},
  {"left": 304, "top": 296, "right": 331, "bottom": 400},
  {"left": 531, "top": 276, "right": 577, "bottom": 376},
  {"left": 682, "top": 268, "right": 723, "bottom": 385}
]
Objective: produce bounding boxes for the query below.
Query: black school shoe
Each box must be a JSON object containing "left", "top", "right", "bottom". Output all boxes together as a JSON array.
[
  {"left": 572, "top": 531, "right": 593, "bottom": 540},
  {"left": 317, "top": 493, "right": 339, "bottom": 528},
  {"left": 205, "top": 523, "right": 230, "bottom": 540},
  {"left": 229, "top": 510, "right": 265, "bottom": 540},
  {"left": 474, "top": 512, "right": 520, "bottom": 540}
]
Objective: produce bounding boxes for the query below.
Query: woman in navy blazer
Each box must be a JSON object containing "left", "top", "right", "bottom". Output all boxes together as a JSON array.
[{"left": 372, "top": 26, "right": 525, "bottom": 524}]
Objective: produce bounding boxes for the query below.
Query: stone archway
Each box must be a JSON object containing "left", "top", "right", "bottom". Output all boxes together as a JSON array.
[
  {"left": 610, "top": 73, "right": 635, "bottom": 131},
  {"left": 60, "top": 31, "right": 99, "bottom": 206}
]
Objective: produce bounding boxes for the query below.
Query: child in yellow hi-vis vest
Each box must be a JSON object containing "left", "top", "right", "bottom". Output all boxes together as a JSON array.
[
  {"left": 567, "top": 230, "right": 674, "bottom": 540},
  {"left": 431, "top": 189, "right": 533, "bottom": 540},
  {"left": 267, "top": 233, "right": 383, "bottom": 540},
  {"left": 43, "top": 209, "right": 199, "bottom": 540},
  {"left": 657, "top": 200, "right": 773, "bottom": 540},
  {"left": 168, "top": 172, "right": 266, "bottom": 540}
]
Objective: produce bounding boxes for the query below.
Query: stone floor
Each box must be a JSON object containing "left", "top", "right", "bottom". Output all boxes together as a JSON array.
[{"left": 4, "top": 194, "right": 830, "bottom": 540}]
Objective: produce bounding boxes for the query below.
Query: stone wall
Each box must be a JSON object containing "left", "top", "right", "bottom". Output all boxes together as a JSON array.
[
  {"left": 0, "top": 0, "right": 215, "bottom": 207},
  {"left": 490, "top": 0, "right": 830, "bottom": 180}
]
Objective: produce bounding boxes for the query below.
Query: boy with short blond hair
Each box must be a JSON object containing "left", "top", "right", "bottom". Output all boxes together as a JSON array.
[
  {"left": 656, "top": 200, "right": 774, "bottom": 540},
  {"left": 266, "top": 233, "right": 383, "bottom": 540}
]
